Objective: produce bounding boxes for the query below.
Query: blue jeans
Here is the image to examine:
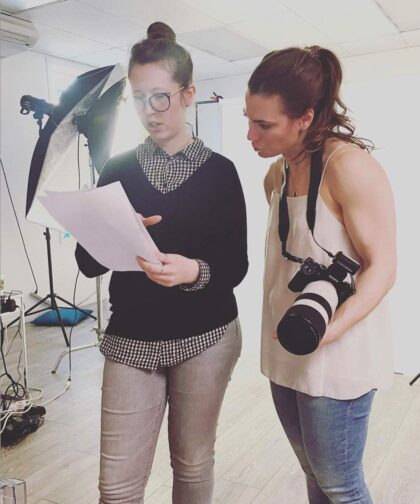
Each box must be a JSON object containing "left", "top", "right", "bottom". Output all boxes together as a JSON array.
[{"left": 270, "top": 382, "right": 375, "bottom": 504}]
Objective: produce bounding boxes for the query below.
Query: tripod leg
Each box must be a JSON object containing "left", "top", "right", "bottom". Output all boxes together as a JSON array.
[
  {"left": 52, "top": 277, "right": 105, "bottom": 373},
  {"left": 52, "top": 340, "right": 100, "bottom": 373},
  {"left": 55, "top": 295, "right": 97, "bottom": 320},
  {"left": 50, "top": 295, "right": 70, "bottom": 347},
  {"left": 25, "top": 295, "right": 50, "bottom": 315},
  {"left": 410, "top": 373, "right": 420, "bottom": 386}
]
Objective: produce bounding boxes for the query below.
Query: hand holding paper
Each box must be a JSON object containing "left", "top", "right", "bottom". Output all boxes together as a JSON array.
[{"left": 38, "top": 181, "right": 161, "bottom": 272}]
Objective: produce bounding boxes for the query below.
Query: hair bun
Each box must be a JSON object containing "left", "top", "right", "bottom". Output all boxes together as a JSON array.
[{"left": 147, "top": 22, "right": 176, "bottom": 42}]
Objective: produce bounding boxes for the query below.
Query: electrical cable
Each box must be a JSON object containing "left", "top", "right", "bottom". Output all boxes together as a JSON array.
[
  {"left": 0, "top": 158, "right": 39, "bottom": 293},
  {"left": 35, "top": 269, "right": 80, "bottom": 408},
  {"left": 77, "top": 132, "right": 81, "bottom": 189},
  {"left": 0, "top": 312, "right": 26, "bottom": 418},
  {"left": 30, "top": 268, "right": 80, "bottom": 408},
  {"left": 3, "top": 292, "right": 24, "bottom": 365},
  {"left": 0, "top": 309, "right": 37, "bottom": 439},
  {"left": 68, "top": 269, "right": 80, "bottom": 377}
]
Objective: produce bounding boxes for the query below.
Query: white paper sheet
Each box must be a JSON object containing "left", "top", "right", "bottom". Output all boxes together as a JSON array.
[{"left": 38, "top": 181, "right": 160, "bottom": 272}]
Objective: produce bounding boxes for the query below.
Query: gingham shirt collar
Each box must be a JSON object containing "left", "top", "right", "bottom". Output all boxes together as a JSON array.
[
  {"left": 140, "top": 135, "right": 210, "bottom": 163},
  {"left": 136, "top": 136, "right": 212, "bottom": 194}
]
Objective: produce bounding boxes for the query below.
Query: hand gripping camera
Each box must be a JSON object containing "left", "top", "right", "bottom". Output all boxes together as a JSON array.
[{"left": 276, "top": 252, "right": 360, "bottom": 355}]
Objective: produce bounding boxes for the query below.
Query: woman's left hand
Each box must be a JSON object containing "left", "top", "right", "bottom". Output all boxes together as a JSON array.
[{"left": 136, "top": 251, "right": 199, "bottom": 288}]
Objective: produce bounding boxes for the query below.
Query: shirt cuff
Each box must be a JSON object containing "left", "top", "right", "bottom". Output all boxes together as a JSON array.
[{"left": 180, "top": 259, "right": 210, "bottom": 291}]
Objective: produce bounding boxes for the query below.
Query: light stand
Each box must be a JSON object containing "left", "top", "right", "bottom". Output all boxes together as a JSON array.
[
  {"left": 20, "top": 64, "right": 126, "bottom": 371},
  {"left": 410, "top": 373, "right": 420, "bottom": 386},
  {"left": 8, "top": 227, "right": 95, "bottom": 346},
  {"left": 52, "top": 137, "right": 105, "bottom": 373},
  {"left": 9, "top": 98, "right": 97, "bottom": 344},
  {"left": 51, "top": 274, "right": 104, "bottom": 373}
]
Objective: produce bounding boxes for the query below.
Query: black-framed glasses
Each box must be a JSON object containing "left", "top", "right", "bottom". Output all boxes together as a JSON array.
[{"left": 133, "top": 87, "right": 185, "bottom": 112}]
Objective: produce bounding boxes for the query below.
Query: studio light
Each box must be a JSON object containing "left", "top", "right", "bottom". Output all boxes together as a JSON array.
[
  {"left": 24, "top": 64, "right": 126, "bottom": 229},
  {"left": 16, "top": 64, "right": 126, "bottom": 350}
]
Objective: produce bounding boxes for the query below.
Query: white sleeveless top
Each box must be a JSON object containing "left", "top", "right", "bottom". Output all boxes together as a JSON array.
[{"left": 261, "top": 148, "right": 394, "bottom": 399}]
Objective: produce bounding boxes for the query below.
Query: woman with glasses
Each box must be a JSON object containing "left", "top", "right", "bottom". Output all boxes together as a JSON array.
[{"left": 75, "top": 22, "right": 248, "bottom": 504}]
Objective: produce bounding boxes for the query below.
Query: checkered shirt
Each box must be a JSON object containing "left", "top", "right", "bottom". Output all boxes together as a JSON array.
[
  {"left": 100, "top": 136, "right": 227, "bottom": 369},
  {"left": 138, "top": 135, "right": 212, "bottom": 194}
]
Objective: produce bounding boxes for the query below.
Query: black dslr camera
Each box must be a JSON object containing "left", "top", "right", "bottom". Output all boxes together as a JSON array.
[
  {"left": 277, "top": 252, "right": 360, "bottom": 355},
  {"left": 288, "top": 252, "right": 360, "bottom": 306}
]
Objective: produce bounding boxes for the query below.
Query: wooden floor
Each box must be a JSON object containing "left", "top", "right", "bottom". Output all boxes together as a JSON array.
[{"left": 2, "top": 316, "right": 420, "bottom": 504}]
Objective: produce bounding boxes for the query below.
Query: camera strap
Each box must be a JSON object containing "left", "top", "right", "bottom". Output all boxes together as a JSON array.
[{"left": 278, "top": 148, "right": 335, "bottom": 263}]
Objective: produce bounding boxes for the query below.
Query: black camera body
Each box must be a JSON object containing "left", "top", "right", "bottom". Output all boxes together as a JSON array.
[
  {"left": 277, "top": 252, "right": 360, "bottom": 355},
  {"left": 288, "top": 252, "right": 360, "bottom": 306}
]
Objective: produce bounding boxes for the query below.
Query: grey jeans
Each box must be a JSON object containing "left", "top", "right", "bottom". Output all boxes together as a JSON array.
[{"left": 99, "top": 318, "right": 242, "bottom": 504}]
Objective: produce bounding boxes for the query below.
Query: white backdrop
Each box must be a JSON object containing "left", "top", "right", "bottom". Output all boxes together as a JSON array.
[{"left": 343, "top": 76, "right": 420, "bottom": 376}]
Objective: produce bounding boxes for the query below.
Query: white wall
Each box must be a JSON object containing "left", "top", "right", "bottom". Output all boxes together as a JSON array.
[
  {"left": 344, "top": 77, "right": 420, "bottom": 377},
  {"left": 221, "top": 98, "right": 268, "bottom": 359},
  {"left": 195, "top": 47, "right": 420, "bottom": 375},
  {"left": 194, "top": 101, "right": 223, "bottom": 153},
  {"left": 0, "top": 51, "right": 104, "bottom": 314}
]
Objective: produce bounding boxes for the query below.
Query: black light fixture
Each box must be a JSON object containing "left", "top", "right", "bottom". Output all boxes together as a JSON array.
[
  {"left": 194, "top": 91, "right": 223, "bottom": 137},
  {"left": 14, "top": 64, "right": 126, "bottom": 348},
  {"left": 24, "top": 64, "right": 126, "bottom": 224}
]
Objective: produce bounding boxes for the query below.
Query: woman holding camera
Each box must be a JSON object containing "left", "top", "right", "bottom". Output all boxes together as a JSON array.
[
  {"left": 76, "top": 22, "right": 247, "bottom": 504},
  {"left": 245, "top": 47, "right": 396, "bottom": 503}
]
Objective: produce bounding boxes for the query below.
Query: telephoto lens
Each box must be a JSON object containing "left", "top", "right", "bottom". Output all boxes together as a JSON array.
[{"left": 277, "top": 280, "right": 338, "bottom": 355}]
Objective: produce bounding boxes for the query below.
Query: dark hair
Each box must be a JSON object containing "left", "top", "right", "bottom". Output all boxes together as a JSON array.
[
  {"left": 128, "top": 22, "right": 193, "bottom": 87},
  {"left": 248, "top": 46, "right": 373, "bottom": 155}
]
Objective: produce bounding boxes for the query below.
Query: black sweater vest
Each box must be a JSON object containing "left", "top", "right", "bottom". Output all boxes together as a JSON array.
[{"left": 75, "top": 148, "right": 248, "bottom": 341}]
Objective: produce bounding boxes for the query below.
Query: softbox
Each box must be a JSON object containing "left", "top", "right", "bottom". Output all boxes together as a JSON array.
[{"left": 25, "top": 64, "right": 126, "bottom": 230}]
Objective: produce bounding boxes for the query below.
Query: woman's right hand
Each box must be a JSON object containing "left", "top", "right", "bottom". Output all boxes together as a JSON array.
[{"left": 136, "top": 213, "right": 162, "bottom": 227}]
